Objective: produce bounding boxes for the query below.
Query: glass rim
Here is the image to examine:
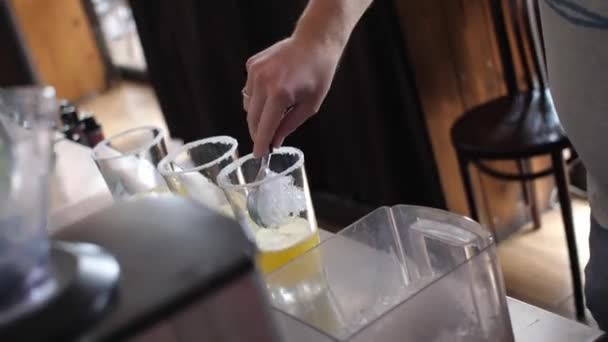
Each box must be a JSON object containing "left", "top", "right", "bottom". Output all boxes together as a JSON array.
[
  {"left": 0, "top": 85, "right": 56, "bottom": 99},
  {"left": 91, "top": 125, "right": 165, "bottom": 161},
  {"left": 157, "top": 135, "right": 238, "bottom": 176},
  {"left": 0, "top": 85, "right": 56, "bottom": 119},
  {"left": 217, "top": 146, "right": 305, "bottom": 191}
]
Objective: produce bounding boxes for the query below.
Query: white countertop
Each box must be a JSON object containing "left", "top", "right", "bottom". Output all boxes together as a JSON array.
[
  {"left": 49, "top": 139, "right": 113, "bottom": 233},
  {"left": 50, "top": 139, "right": 604, "bottom": 342},
  {"left": 509, "top": 298, "right": 602, "bottom": 341}
]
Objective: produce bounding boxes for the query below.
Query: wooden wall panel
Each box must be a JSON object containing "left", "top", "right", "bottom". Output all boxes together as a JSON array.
[
  {"left": 395, "top": 0, "right": 552, "bottom": 235},
  {"left": 473, "top": 0, "right": 554, "bottom": 233},
  {"left": 393, "top": 0, "right": 470, "bottom": 216},
  {"left": 440, "top": 0, "right": 510, "bottom": 230},
  {"left": 441, "top": 0, "right": 505, "bottom": 108},
  {"left": 10, "top": 0, "right": 106, "bottom": 100},
  {"left": 394, "top": 0, "right": 505, "bottom": 222}
]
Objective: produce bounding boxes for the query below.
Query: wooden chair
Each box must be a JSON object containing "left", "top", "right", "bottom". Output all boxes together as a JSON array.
[{"left": 450, "top": 0, "right": 584, "bottom": 321}]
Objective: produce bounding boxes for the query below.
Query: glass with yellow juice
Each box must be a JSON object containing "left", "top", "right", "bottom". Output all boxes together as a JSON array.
[
  {"left": 256, "top": 221, "right": 321, "bottom": 273},
  {"left": 217, "top": 147, "right": 320, "bottom": 274}
]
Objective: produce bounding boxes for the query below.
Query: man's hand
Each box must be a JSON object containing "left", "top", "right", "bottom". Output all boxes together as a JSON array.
[
  {"left": 242, "top": 0, "right": 373, "bottom": 157},
  {"left": 243, "top": 36, "right": 341, "bottom": 157}
]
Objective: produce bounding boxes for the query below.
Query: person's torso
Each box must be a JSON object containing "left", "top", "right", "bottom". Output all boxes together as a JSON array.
[{"left": 540, "top": 0, "right": 608, "bottom": 225}]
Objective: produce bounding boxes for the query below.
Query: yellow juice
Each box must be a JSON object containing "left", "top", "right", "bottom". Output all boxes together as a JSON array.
[
  {"left": 128, "top": 187, "right": 172, "bottom": 200},
  {"left": 257, "top": 230, "right": 321, "bottom": 274}
]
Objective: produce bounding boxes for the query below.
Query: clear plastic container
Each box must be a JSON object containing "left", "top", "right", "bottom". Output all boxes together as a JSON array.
[
  {"left": 267, "top": 205, "right": 514, "bottom": 342},
  {"left": 0, "top": 86, "right": 56, "bottom": 316}
]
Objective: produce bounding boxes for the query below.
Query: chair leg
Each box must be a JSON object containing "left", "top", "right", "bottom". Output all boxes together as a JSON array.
[
  {"left": 551, "top": 151, "right": 585, "bottom": 321},
  {"left": 517, "top": 159, "right": 541, "bottom": 229},
  {"left": 457, "top": 154, "right": 479, "bottom": 222}
]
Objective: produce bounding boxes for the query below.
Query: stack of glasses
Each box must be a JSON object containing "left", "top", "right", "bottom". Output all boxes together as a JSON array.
[{"left": 91, "top": 127, "right": 319, "bottom": 274}]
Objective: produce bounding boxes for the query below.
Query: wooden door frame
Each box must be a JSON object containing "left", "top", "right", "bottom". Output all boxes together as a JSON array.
[{"left": 80, "top": 0, "right": 148, "bottom": 83}]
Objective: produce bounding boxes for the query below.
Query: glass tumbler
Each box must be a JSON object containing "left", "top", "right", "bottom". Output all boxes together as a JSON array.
[
  {"left": 0, "top": 86, "right": 56, "bottom": 312},
  {"left": 92, "top": 126, "right": 169, "bottom": 200},
  {"left": 217, "top": 147, "right": 320, "bottom": 273},
  {"left": 157, "top": 136, "right": 238, "bottom": 216}
]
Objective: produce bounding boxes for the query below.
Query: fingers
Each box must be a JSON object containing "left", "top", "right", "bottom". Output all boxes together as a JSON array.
[
  {"left": 242, "top": 87, "right": 250, "bottom": 112},
  {"left": 246, "top": 53, "right": 261, "bottom": 71},
  {"left": 245, "top": 53, "right": 270, "bottom": 140},
  {"left": 247, "top": 89, "right": 265, "bottom": 140},
  {"left": 243, "top": 54, "right": 259, "bottom": 122},
  {"left": 243, "top": 63, "right": 254, "bottom": 126},
  {"left": 253, "top": 91, "right": 293, "bottom": 157},
  {"left": 272, "top": 105, "right": 312, "bottom": 147}
]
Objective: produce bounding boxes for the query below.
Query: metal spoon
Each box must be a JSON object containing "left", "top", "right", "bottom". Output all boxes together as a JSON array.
[
  {"left": 247, "top": 146, "right": 274, "bottom": 228},
  {"left": 245, "top": 105, "right": 295, "bottom": 228}
]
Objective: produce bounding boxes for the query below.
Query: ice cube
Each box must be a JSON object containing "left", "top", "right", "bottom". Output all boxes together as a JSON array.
[{"left": 255, "top": 173, "right": 306, "bottom": 228}]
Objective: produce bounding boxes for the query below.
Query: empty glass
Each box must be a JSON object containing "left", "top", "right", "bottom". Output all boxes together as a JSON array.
[
  {"left": 0, "top": 86, "right": 56, "bottom": 313},
  {"left": 217, "top": 147, "right": 319, "bottom": 274},
  {"left": 157, "top": 136, "right": 238, "bottom": 216},
  {"left": 92, "top": 126, "right": 169, "bottom": 200}
]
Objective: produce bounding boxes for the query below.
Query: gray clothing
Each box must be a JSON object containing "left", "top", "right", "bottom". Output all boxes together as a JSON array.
[
  {"left": 586, "top": 217, "right": 608, "bottom": 330},
  {"left": 541, "top": 0, "right": 608, "bottom": 227},
  {"left": 540, "top": 0, "right": 608, "bottom": 328}
]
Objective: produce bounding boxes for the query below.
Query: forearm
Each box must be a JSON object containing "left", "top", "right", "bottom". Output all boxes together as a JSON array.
[{"left": 293, "top": 0, "right": 373, "bottom": 51}]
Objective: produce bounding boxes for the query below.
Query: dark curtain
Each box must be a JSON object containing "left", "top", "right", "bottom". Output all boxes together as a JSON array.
[
  {"left": 0, "top": 0, "right": 37, "bottom": 86},
  {"left": 130, "top": 0, "right": 445, "bottom": 225}
]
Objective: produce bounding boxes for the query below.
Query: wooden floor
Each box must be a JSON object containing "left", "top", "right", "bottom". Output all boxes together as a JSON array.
[
  {"left": 79, "top": 81, "right": 167, "bottom": 138},
  {"left": 497, "top": 199, "right": 594, "bottom": 325},
  {"left": 80, "top": 81, "right": 597, "bottom": 326}
]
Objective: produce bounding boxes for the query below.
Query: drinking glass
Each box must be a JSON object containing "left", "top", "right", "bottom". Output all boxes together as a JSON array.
[
  {"left": 91, "top": 126, "right": 169, "bottom": 200},
  {"left": 0, "top": 86, "right": 56, "bottom": 313},
  {"left": 217, "top": 147, "right": 319, "bottom": 273},
  {"left": 157, "top": 136, "right": 238, "bottom": 216}
]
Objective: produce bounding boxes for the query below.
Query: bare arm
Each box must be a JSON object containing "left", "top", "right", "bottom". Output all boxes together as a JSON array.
[
  {"left": 294, "top": 0, "right": 372, "bottom": 51},
  {"left": 243, "top": 0, "right": 373, "bottom": 157}
]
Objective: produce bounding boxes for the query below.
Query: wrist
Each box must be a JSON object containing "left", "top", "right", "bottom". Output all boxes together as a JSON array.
[
  {"left": 292, "top": 25, "right": 348, "bottom": 58},
  {"left": 291, "top": 0, "right": 373, "bottom": 58}
]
